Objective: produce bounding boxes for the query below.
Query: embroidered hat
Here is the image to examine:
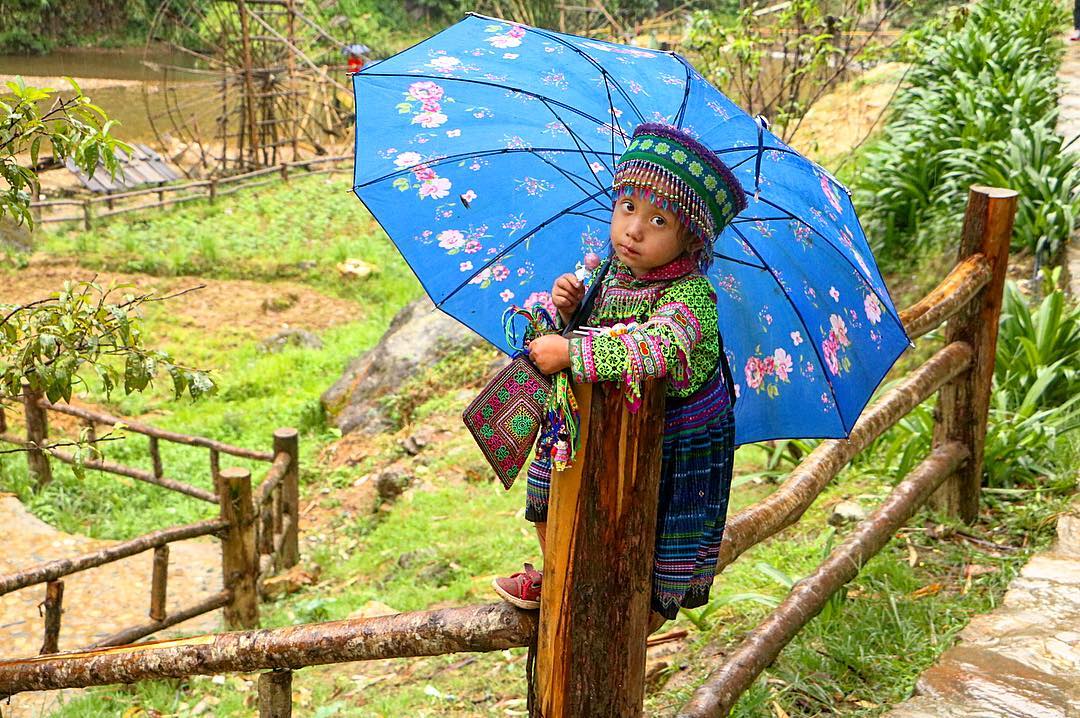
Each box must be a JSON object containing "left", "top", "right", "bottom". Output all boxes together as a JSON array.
[{"left": 612, "top": 123, "right": 746, "bottom": 266}]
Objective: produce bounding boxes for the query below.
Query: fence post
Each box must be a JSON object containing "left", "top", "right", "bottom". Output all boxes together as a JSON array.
[
  {"left": 258, "top": 669, "right": 293, "bottom": 717},
  {"left": 218, "top": 467, "right": 259, "bottom": 629},
  {"left": 150, "top": 545, "right": 169, "bottom": 622},
  {"left": 39, "top": 580, "right": 64, "bottom": 654},
  {"left": 274, "top": 428, "right": 300, "bottom": 568},
  {"left": 82, "top": 200, "right": 92, "bottom": 230},
  {"left": 22, "top": 386, "right": 52, "bottom": 486},
  {"left": 280, "top": 163, "right": 290, "bottom": 182},
  {"left": 930, "top": 186, "right": 1018, "bottom": 522},
  {"left": 209, "top": 178, "right": 218, "bottom": 205},
  {"left": 531, "top": 381, "right": 666, "bottom": 718}
]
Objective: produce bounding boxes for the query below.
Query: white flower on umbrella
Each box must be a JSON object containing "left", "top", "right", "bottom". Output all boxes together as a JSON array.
[
  {"left": 500, "top": 289, "right": 515, "bottom": 302},
  {"left": 459, "top": 260, "right": 473, "bottom": 272},
  {"left": 790, "top": 330, "right": 803, "bottom": 346},
  {"left": 589, "top": 161, "right": 607, "bottom": 173},
  {"left": 462, "top": 189, "right": 477, "bottom": 203},
  {"left": 419, "top": 177, "right": 451, "bottom": 200},
  {"left": 773, "top": 348, "right": 793, "bottom": 382},
  {"left": 393, "top": 151, "right": 422, "bottom": 169},
  {"left": 428, "top": 56, "right": 461, "bottom": 71},
  {"left": 446, "top": 129, "right": 461, "bottom": 138},
  {"left": 829, "top": 313, "right": 850, "bottom": 346},
  {"left": 412, "top": 111, "right": 448, "bottom": 129},
  {"left": 829, "top": 286, "right": 840, "bottom": 302},
  {"left": 488, "top": 34, "right": 521, "bottom": 49},
  {"left": 437, "top": 229, "right": 466, "bottom": 250}
]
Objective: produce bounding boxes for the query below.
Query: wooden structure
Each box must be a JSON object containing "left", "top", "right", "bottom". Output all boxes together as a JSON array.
[
  {"left": 0, "top": 397, "right": 301, "bottom": 652},
  {"left": 29, "top": 154, "right": 350, "bottom": 228},
  {"left": 0, "top": 187, "right": 1018, "bottom": 718},
  {"left": 142, "top": 0, "right": 352, "bottom": 178},
  {"left": 64, "top": 144, "right": 181, "bottom": 194}
]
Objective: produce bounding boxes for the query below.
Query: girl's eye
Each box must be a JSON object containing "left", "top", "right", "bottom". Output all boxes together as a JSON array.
[
  {"left": 651, "top": 216, "right": 666, "bottom": 226},
  {"left": 621, "top": 200, "right": 634, "bottom": 212}
]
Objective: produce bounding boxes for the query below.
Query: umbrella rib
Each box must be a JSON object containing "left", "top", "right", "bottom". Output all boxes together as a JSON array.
[
  {"left": 671, "top": 53, "right": 695, "bottom": 128},
  {"left": 358, "top": 71, "right": 614, "bottom": 128},
  {"left": 730, "top": 216, "right": 792, "bottom": 224},
  {"left": 751, "top": 194, "right": 909, "bottom": 345},
  {"left": 435, "top": 186, "right": 612, "bottom": 309},
  {"left": 712, "top": 251, "right": 767, "bottom": 270},
  {"left": 522, "top": 25, "right": 647, "bottom": 125},
  {"left": 354, "top": 146, "right": 619, "bottom": 190},
  {"left": 731, "top": 223, "right": 846, "bottom": 430},
  {"left": 537, "top": 97, "right": 611, "bottom": 194}
]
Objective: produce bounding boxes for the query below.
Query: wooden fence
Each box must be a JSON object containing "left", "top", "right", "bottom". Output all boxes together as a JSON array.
[
  {"left": 0, "top": 395, "right": 300, "bottom": 654},
  {"left": 0, "top": 186, "right": 1017, "bottom": 718},
  {"left": 28, "top": 154, "right": 351, "bottom": 228}
]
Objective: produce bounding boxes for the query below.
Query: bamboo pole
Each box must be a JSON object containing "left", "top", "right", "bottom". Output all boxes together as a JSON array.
[
  {"left": 677, "top": 442, "right": 970, "bottom": 718},
  {"left": 0, "top": 519, "right": 228, "bottom": 596},
  {"left": 22, "top": 387, "right": 52, "bottom": 486},
  {"left": 533, "top": 381, "right": 666, "bottom": 718},
  {"left": 259, "top": 669, "right": 292, "bottom": 717},
  {"left": 930, "top": 186, "right": 1018, "bottom": 522},
  {"left": 0, "top": 603, "right": 536, "bottom": 694},
  {"left": 39, "top": 581, "right": 64, "bottom": 655},
  {"left": 717, "top": 341, "right": 972, "bottom": 570},
  {"left": 218, "top": 467, "right": 259, "bottom": 630},
  {"left": 274, "top": 428, "right": 300, "bottom": 568},
  {"left": 92, "top": 590, "right": 232, "bottom": 648},
  {"left": 150, "top": 546, "right": 169, "bottom": 622}
]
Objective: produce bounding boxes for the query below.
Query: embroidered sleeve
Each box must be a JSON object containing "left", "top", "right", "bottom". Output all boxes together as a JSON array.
[{"left": 568, "top": 276, "right": 718, "bottom": 411}]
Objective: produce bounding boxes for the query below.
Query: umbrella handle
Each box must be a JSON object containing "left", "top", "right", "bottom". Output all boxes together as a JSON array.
[{"left": 561, "top": 256, "right": 612, "bottom": 338}]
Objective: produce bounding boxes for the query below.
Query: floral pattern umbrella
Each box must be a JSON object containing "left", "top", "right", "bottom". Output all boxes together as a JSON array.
[{"left": 351, "top": 13, "right": 911, "bottom": 445}]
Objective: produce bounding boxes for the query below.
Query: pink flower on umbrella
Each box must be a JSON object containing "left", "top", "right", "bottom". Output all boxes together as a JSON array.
[
  {"left": 745, "top": 356, "right": 764, "bottom": 390},
  {"left": 524, "top": 291, "right": 556, "bottom": 318},
  {"left": 408, "top": 81, "right": 444, "bottom": 102},
  {"left": 773, "top": 348, "right": 793, "bottom": 382},
  {"left": 507, "top": 25, "right": 526, "bottom": 38},
  {"left": 419, "top": 177, "right": 451, "bottom": 200},
  {"left": 464, "top": 240, "right": 482, "bottom": 253},
  {"left": 761, "top": 357, "right": 775, "bottom": 375},
  {"left": 864, "top": 294, "right": 882, "bottom": 325},
  {"left": 420, "top": 99, "right": 442, "bottom": 113},
  {"left": 790, "top": 331, "right": 803, "bottom": 346},
  {"left": 500, "top": 289, "right": 515, "bottom": 302},
  {"left": 412, "top": 111, "right": 448, "bottom": 128},
  {"left": 829, "top": 314, "right": 850, "bottom": 346},
  {"left": 413, "top": 165, "right": 436, "bottom": 181},
  {"left": 822, "top": 336, "right": 840, "bottom": 375},
  {"left": 492, "top": 264, "right": 510, "bottom": 281}
]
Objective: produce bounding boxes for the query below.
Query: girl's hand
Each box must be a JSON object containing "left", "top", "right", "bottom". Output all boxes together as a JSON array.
[
  {"left": 528, "top": 334, "right": 571, "bottom": 374},
  {"left": 551, "top": 273, "right": 586, "bottom": 324}
]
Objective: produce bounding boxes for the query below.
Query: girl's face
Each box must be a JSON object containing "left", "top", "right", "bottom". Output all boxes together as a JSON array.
[{"left": 610, "top": 193, "right": 687, "bottom": 276}]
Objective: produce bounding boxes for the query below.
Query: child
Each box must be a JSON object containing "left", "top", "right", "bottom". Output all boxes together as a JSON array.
[{"left": 493, "top": 123, "right": 746, "bottom": 630}]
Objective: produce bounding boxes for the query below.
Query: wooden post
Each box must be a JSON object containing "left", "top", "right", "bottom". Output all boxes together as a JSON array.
[
  {"left": 22, "top": 387, "right": 52, "bottom": 486},
  {"left": 210, "top": 448, "right": 220, "bottom": 484},
  {"left": 209, "top": 178, "right": 218, "bottom": 204},
  {"left": 532, "top": 381, "right": 666, "bottom": 718},
  {"left": 150, "top": 545, "right": 169, "bottom": 622},
  {"left": 258, "top": 669, "right": 293, "bottom": 717},
  {"left": 930, "top": 186, "right": 1018, "bottom": 522},
  {"left": 39, "top": 580, "right": 64, "bottom": 654},
  {"left": 149, "top": 436, "right": 164, "bottom": 479},
  {"left": 280, "top": 163, "right": 290, "bottom": 182},
  {"left": 218, "top": 467, "right": 259, "bottom": 629},
  {"left": 274, "top": 428, "right": 300, "bottom": 568},
  {"left": 0, "top": 404, "right": 6, "bottom": 433},
  {"left": 82, "top": 200, "right": 91, "bottom": 230}
]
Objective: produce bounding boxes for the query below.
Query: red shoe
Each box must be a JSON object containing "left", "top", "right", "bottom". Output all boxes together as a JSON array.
[{"left": 492, "top": 563, "right": 542, "bottom": 609}]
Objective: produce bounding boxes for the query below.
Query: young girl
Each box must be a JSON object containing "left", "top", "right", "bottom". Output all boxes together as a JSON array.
[{"left": 493, "top": 123, "right": 746, "bottom": 629}]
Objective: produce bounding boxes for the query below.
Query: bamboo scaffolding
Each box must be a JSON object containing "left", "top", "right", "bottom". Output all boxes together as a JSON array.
[
  {"left": 677, "top": 442, "right": 970, "bottom": 718},
  {"left": 0, "top": 603, "right": 536, "bottom": 694},
  {"left": 0, "top": 519, "right": 228, "bottom": 596}
]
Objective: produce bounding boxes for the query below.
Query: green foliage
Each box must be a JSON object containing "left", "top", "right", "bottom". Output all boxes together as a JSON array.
[
  {"left": 686, "top": 0, "right": 889, "bottom": 141},
  {"left": 855, "top": 0, "right": 1075, "bottom": 263},
  {"left": 0, "top": 0, "right": 151, "bottom": 53},
  {"left": 1, "top": 77, "right": 129, "bottom": 228}
]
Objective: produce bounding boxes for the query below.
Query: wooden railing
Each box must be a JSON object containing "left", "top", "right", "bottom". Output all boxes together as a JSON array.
[
  {"left": 28, "top": 154, "right": 351, "bottom": 228},
  {"left": 0, "top": 187, "right": 1018, "bottom": 718},
  {"left": 0, "top": 395, "right": 301, "bottom": 655}
]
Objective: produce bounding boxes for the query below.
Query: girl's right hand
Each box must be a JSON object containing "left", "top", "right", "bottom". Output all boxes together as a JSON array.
[{"left": 552, "top": 273, "right": 585, "bottom": 322}]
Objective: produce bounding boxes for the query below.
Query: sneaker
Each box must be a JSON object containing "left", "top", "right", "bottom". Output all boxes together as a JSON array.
[
  {"left": 492, "top": 563, "right": 542, "bottom": 609},
  {"left": 1072, "top": 30, "right": 1080, "bottom": 42}
]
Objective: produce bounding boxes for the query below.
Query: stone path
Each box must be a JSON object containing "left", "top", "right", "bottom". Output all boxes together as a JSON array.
[
  {"left": 1058, "top": 37, "right": 1080, "bottom": 298},
  {"left": 0, "top": 496, "right": 222, "bottom": 718},
  {"left": 882, "top": 496, "right": 1080, "bottom": 718}
]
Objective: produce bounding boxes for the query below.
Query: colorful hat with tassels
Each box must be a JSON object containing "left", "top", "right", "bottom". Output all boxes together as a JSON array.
[{"left": 613, "top": 123, "right": 746, "bottom": 266}]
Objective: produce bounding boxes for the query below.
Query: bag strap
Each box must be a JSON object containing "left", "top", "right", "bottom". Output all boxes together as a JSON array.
[{"left": 561, "top": 254, "right": 613, "bottom": 337}]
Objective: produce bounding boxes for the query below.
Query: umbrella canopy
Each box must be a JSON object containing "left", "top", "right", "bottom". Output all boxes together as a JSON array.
[{"left": 351, "top": 13, "right": 911, "bottom": 445}]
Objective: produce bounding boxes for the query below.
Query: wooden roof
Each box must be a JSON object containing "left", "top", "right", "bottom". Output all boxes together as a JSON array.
[{"left": 65, "top": 143, "right": 181, "bottom": 194}]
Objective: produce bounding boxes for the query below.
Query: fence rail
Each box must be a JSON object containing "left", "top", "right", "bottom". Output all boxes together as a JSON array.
[
  {"left": 0, "top": 393, "right": 301, "bottom": 659},
  {"left": 0, "top": 186, "right": 1020, "bottom": 717},
  {"left": 29, "top": 154, "right": 351, "bottom": 228}
]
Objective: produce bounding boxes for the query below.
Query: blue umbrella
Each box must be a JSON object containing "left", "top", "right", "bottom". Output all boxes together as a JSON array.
[{"left": 351, "top": 13, "right": 911, "bottom": 445}]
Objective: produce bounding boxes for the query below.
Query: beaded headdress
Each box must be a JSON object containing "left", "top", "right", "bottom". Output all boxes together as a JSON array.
[{"left": 612, "top": 123, "right": 746, "bottom": 268}]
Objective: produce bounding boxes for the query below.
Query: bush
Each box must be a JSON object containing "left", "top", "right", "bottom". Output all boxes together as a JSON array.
[{"left": 855, "top": 0, "right": 1076, "bottom": 265}]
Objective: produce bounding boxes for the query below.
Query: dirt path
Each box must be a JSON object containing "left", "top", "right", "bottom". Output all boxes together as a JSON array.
[{"left": 0, "top": 495, "right": 222, "bottom": 718}]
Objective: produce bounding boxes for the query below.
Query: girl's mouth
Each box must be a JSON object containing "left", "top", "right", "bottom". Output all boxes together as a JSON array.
[{"left": 618, "top": 243, "right": 639, "bottom": 257}]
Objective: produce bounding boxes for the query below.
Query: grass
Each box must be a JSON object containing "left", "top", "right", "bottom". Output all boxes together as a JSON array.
[{"left": 3, "top": 110, "right": 1078, "bottom": 717}]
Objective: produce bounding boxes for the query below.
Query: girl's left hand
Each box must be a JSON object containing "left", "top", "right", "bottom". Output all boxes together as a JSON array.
[{"left": 528, "top": 335, "right": 571, "bottom": 374}]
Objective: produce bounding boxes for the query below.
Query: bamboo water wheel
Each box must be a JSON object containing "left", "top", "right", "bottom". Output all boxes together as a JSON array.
[{"left": 142, "top": 0, "right": 353, "bottom": 177}]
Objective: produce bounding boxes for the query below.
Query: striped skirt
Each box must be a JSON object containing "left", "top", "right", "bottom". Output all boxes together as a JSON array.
[{"left": 525, "top": 367, "right": 736, "bottom": 620}]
